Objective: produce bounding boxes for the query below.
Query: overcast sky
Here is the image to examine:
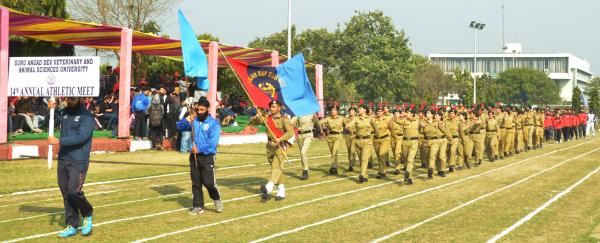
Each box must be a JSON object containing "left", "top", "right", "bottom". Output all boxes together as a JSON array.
[{"left": 161, "top": 0, "right": 599, "bottom": 74}]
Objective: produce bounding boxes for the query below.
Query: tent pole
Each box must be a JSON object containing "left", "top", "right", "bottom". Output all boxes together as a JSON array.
[
  {"left": 0, "top": 7, "right": 9, "bottom": 144},
  {"left": 207, "top": 41, "right": 218, "bottom": 117},
  {"left": 117, "top": 28, "right": 132, "bottom": 138}
]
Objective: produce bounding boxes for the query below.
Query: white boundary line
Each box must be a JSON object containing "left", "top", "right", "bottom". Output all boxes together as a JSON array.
[
  {"left": 133, "top": 142, "right": 585, "bottom": 242},
  {"left": 487, "top": 165, "right": 600, "bottom": 243},
  {"left": 0, "top": 154, "right": 334, "bottom": 198},
  {"left": 0, "top": 159, "right": 337, "bottom": 209},
  {"left": 246, "top": 142, "right": 595, "bottom": 243},
  {"left": 0, "top": 142, "right": 576, "bottom": 242}
]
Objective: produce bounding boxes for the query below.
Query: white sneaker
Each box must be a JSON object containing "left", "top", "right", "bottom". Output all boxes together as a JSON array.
[
  {"left": 188, "top": 207, "right": 204, "bottom": 215},
  {"left": 214, "top": 200, "right": 224, "bottom": 213}
]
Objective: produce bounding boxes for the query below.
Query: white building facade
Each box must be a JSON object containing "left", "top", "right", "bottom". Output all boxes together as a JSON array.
[{"left": 428, "top": 53, "right": 593, "bottom": 102}]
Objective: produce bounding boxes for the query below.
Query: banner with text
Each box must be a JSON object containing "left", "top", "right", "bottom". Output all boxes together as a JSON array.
[{"left": 8, "top": 56, "right": 100, "bottom": 97}]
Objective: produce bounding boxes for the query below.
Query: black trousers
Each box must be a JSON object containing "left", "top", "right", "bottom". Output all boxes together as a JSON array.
[
  {"left": 134, "top": 111, "right": 146, "bottom": 138},
  {"left": 58, "top": 160, "right": 93, "bottom": 228},
  {"left": 189, "top": 153, "right": 221, "bottom": 208},
  {"left": 562, "top": 128, "right": 571, "bottom": 141},
  {"left": 579, "top": 124, "right": 587, "bottom": 139}
]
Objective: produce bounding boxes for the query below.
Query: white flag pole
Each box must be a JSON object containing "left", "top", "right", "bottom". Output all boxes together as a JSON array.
[{"left": 47, "top": 97, "right": 55, "bottom": 170}]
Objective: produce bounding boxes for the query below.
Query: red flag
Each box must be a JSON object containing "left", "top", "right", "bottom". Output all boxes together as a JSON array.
[
  {"left": 227, "top": 58, "right": 272, "bottom": 109},
  {"left": 266, "top": 116, "right": 284, "bottom": 138}
]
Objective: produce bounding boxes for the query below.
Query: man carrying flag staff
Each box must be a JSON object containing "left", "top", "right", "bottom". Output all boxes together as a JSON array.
[{"left": 261, "top": 100, "right": 294, "bottom": 201}]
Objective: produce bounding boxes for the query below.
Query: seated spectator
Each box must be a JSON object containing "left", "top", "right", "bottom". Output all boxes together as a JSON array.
[{"left": 15, "top": 96, "right": 42, "bottom": 133}]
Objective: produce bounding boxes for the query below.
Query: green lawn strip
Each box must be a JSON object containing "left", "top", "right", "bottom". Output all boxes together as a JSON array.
[
  {"left": 0, "top": 162, "right": 360, "bottom": 242},
  {"left": 377, "top": 143, "right": 600, "bottom": 243},
  {"left": 497, "top": 165, "right": 600, "bottom": 243},
  {"left": 239, "top": 142, "right": 594, "bottom": 243},
  {"left": 8, "top": 130, "right": 113, "bottom": 141}
]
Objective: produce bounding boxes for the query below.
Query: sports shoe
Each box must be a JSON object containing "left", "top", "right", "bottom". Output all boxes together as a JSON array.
[
  {"left": 301, "top": 170, "right": 309, "bottom": 180},
  {"left": 348, "top": 166, "right": 354, "bottom": 172},
  {"left": 81, "top": 215, "right": 93, "bottom": 236},
  {"left": 406, "top": 178, "right": 413, "bottom": 185},
  {"left": 260, "top": 185, "right": 270, "bottom": 200},
  {"left": 376, "top": 173, "right": 386, "bottom": 179},
  {"left": 188, "top": 207, "right": 204, "bottom": 215},
  {"left": 58, "top": 225, "right": 77, "bottom": 238},
  {"left": 214, "top": 200, "right": 224, "bottom": 213},
  {"left": 275, "top": 196, "right": 285, "bottom": 201}
]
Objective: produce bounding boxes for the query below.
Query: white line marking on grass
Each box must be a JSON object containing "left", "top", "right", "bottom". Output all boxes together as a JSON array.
[
  {"left": 136, "top": 142, "right": 580, "bottom": 243},
  {"left": 0, "top": 159, "right": 337, "bottom": 209},
  {"left": 487, "top": 164, "right": 600, "bottom": 243},
  {"left": 0, "top": 154, "right": 336, "bottom": 198},
  {"left": 246, "top": 142, "right": 594, "bottom": 243},
  {"left": 369, "top": 147, "right": 600, "bottom": 243},
  {"left": 1, "top": 176, "right": 353, "bottom": 243}
]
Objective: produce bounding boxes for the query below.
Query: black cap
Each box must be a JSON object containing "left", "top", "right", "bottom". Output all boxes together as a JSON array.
[{"left": 269, "top": 100, "right": 281, "bottom": 106}]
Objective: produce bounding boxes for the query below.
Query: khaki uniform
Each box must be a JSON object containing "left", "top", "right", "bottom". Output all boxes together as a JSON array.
[
  {"left": 534, "top": 113, "right": 544, "bottom": 147},
  {"left": 400, "top": 117, "right": 420, "bottom": 180},
  {"left": 348, "top": 115, "right": 373, "bottom": 178},
  {"left": 496, "top": 113, "right": 506, "bottom": 156},
  {"left": 524, "top": 111, "right": 535, "bottom": 148},
  {"left": 444, "top": 117, "right": 460, "bottom": 168},
  {"left": 389, "top": 116, "right": 405, "bottom": 171},
  {"left": 514, "top": 114, "right": 525, "bottom": 152},
  {"left": 321, "top": 115, "right": 345, "bottom": 169},
  {"left": 372, "top": 115, "right": 392, "bottom": 175},
  {"left": 265, "top": 113, "right": 294, "bottom": 184},
  {"left": 420, "top": 120, "right": 447, "bottom": 173},
  {"left": 485, "top": 117, "right": 500, "bottom": 160},
  {"left": 503, "top": 113, "right": 515, "bottom": 154},
  {"left": 458, "top": 120, "right": 474, "bottom": 166},
  {"left": 470, "top": 118, "right": 486, "bottom": 163},
  {"left": 343, "top": 115, "right": 358, "bottom": 168},
  {"left": 290, "top": 114, "right": 319, "bottom": 171}
]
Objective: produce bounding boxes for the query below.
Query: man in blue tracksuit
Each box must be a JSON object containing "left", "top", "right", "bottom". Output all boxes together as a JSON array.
[
  {"left": 177, "top": 97, "right": 223, "bottom": 215},
  {"left": 47, "top": 97, "right": 95, "bottom": 238}
]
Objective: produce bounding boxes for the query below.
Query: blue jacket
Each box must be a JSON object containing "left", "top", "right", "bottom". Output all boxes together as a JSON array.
[
  {"left": 131, "top": 93, "right": 150, "bottom": 113},
  {"left": 58, "top": 106, "right": 94, "bottom": 164},
  {"left": 177, "top": 115, "right": 220, "bottom": 154}
]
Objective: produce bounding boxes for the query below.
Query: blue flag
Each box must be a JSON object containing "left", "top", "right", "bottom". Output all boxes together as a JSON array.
[
  {"left": 276, "top": 53, "right": 320, "bottom": 116},
  {"left": 178, "top": 9, "right": 209, "bottom": 90}
]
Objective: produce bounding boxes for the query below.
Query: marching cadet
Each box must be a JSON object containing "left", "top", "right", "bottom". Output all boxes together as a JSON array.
[
  {"left": 418, "top": 109, "right": 429, "bottom": 169},
  {"left": 444, "top": 109, "right": 460, "bottom": 172},
  {"left": 535, "top": 108, "right": 545, "bottom": 148},
  {"left": 435, "top": 110, "right": 450, "bottom": 174},
  {"left": 320, "top": 106, "right": 345, "bottom": 175},
  {"left": 496, "top": 107, "right": 506, "bottom": 159},
  {"left": 399, "top": 107, "right": 420, "bottom": 185},
  {"left": 346, "top": 104, "right": 374, "bottom": 183},
  {"left": 367, "top": 105, "right": 375, "bottom": 169},
  {"left": 470, "top": 111, "right": 486, "bottom": 166},
  {"left": 420, "top": 109, "right": 447, "bottom": 178},
  {"left": 485, "top": 110, "right": 500, "bottom": 162},
  {"left": 503, "top": 108, "right": 516, "bottom": 157},
  {"left": 383, "top": 105, "right": 393, "bottom": 167},
  {"left": 290, "top": 112, "right": 321, "bottom": 180},
  {"left": 261, "top": 100, "right": 294, "bottom": 201},
  {"left": 457, "top": 111, "right": 473, "bottom": 169},
  {"left": 372, "top": 105, "right": 392, "bottom": 179},
  {"left": 343, "top": 107, "right": 358, "bottom": 171},
  {"left": 523, "top": 106, "right": 535, "bottom": 151},
  {"left": 514, "top": 108, "right": 525, "bottom": 153},
  {"left": 389, "top": 107, "right": 405, "bottom": 175}
]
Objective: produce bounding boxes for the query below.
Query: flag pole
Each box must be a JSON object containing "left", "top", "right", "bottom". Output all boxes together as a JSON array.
[
  {"left": 47, "top": 97, "right": 55, "bottom": 169},
  {"left": 218, "top": 48, "right": 292, "bottom": 164}
]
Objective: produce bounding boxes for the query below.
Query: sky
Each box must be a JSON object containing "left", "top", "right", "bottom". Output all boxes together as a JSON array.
[{"left": 161, "top": 0, "right": 599, "bottom": 74}]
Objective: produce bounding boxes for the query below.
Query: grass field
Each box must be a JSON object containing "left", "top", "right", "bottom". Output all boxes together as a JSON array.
[{"left": 0, "top": 137, "right": 599, "bottom": 242}]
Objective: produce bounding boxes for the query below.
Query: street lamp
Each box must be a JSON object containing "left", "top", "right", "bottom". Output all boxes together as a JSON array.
[{"left": 469, "top": 21, "right": 485, "bottom": 104}]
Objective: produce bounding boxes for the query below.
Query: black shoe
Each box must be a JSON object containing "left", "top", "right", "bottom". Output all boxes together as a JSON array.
[
  {"left": 406, "top": 178, "right": 413, "bottom": 185},
  {"left": 494, "top": 155, "right": 499, "bottom": 160},
  {"left": 465, "top": 162, "right": 471, "bottom": 169},
  {"left": 421, "top": 163, "right": 427, "bottom": 168},
  {"left": 490, "top": 158, "right": 495, "bottom": 162},
  {"left": 509, "top": 152, "right": 513, "bottom": 156},
  {"left": 275, "top": 196, "right": 285, "bottom": 201},
  {"left": 301, "top": 170, "right": 309, "bottom": 180},
  {"left": 367, "top": 163, "right": 373, "bottom": 169},
  {"left": 539, "top": 143, "right": 543, "bottom": 148},
  {"left": 348, "top": 166, "right": 354, "bottom": 172},
  {"left": 393, "top": 170, "right": 401, "bottom": 175},
  {"left": 334, "top": 168, "right": 339, "bottom": 175},
  {"left": 427, "top": 169, "right": 433, "bottom": 179},
  {"left": 385, "top": 161, "right": 391, "bottom": 167},
  {"left": 437, "top": 171, "right": 446, "bottom": 177},
  {"left": 376, "top": 173, "right": 386, "bottom": 179},
  {"left": 499, "top": 156, "right": 504, "bottom": 160},
  {"left": 515, "top": 150, "right": 520, "bottom": 154},
  {"left": 260, "top": 185, "right": 269, "bottom": 199},
  {"left": 448, "top": 166, "right": 454, "bottom": 173},
  {"left": 358, "top": 175, "right": 368, "bottom": 183}
]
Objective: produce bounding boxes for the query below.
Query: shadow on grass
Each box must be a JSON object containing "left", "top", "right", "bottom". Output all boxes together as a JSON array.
[
  {"left": 152, "top": 185, "right": 185, "bottom": 195},
  {"left": 89, "top": 160, "right": 188, "bottom": 168},
  {"left": 19, "top": 205, "right": 65, "bottom": 226}
]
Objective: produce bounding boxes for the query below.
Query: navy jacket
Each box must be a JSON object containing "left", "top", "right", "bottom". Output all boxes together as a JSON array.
[{"left": 58, "top": 105, "right": 94, "bottom": 164}]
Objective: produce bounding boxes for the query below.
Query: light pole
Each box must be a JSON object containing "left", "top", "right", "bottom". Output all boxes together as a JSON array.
[
  {"left": 469, "top": 21, "right": 485, "bottom": 104},
  {"left": 287, "top": 0, "right": 292, "bottom": 58}
]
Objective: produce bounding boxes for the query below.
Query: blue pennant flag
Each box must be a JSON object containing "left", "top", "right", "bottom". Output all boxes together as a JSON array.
[
  {"left": 178, "top": 10, "right": 209, "bottom": 90},
  {"left": 276, "top": 53, "right": 320, "bottom": 116}
]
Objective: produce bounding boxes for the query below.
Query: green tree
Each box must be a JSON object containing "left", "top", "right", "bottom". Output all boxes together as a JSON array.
[
  {"left": 1, "top": 0, "right": 74, "bottom": 56},
  {"left": 452, "top": 69, "right": 474, "bottom": 104},
  {"left": 495, "top": 68, "right": 560, "bottom": 105},
  {"left": 584, "top": 77, "right": 600, "bottom": 113},
  {"left": 572, "top": 87, "right": 582, "bottom": 112}
]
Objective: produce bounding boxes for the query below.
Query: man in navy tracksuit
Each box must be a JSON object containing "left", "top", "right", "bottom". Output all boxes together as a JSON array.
[
  {"left": 48, "top": 97, "right": 94, "bottom": 238},
  {"left": 177, "top": 98, "right": 222, "bottom": 215}
]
